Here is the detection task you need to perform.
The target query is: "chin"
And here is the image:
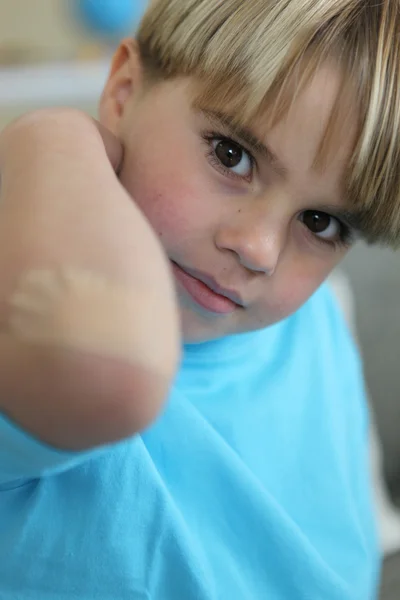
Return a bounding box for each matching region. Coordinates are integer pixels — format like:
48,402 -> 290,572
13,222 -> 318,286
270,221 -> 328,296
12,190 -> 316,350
181,320 -> 224,345
179,306 -> 232,344
179,304 -> 263,344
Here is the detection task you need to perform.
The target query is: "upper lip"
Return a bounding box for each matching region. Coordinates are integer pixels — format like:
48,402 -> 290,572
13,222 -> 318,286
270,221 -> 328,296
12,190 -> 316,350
173,262 -> 246,308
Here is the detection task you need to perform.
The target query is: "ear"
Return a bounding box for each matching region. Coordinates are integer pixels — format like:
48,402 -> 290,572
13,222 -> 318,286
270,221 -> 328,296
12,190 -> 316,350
99,39 -> 143,134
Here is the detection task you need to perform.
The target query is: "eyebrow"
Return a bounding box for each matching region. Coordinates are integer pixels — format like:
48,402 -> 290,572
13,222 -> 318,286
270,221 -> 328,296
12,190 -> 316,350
200,108 -> 288,177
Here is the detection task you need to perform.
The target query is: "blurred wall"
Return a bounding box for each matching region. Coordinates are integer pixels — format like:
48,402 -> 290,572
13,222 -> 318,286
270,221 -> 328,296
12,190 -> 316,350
343,247 -> 400,494
0,0 -> 83,57
0,0 -> 100,126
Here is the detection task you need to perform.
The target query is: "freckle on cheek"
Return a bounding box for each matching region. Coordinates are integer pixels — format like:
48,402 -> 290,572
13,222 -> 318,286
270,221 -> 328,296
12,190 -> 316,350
141,183 -> 196,239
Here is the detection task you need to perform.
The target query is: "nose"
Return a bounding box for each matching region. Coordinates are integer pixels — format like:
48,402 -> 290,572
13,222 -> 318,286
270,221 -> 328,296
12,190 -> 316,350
215,204 -> 287,276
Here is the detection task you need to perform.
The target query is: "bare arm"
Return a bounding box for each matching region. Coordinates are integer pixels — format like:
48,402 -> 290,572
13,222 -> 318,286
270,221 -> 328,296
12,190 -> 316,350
0,109 -> 180,451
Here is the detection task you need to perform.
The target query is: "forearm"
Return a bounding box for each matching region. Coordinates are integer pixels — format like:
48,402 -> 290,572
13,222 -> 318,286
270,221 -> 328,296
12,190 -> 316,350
0,109 -> 124,282
0,109 -> 180,451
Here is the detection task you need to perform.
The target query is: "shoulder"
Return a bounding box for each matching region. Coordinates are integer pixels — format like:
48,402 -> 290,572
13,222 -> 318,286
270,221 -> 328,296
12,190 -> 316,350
254,281 -> 363,390
274,284 -> 379,596
295,280 -> 361,369
274,281 -> 368,431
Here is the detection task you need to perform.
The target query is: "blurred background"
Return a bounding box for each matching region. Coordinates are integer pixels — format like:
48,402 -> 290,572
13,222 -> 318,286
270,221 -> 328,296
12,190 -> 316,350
0,0 -> 146,125
0,1 -> 398,596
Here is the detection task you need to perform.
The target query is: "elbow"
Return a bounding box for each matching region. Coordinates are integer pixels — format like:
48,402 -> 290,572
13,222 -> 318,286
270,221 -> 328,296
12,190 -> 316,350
0,339 -> 180,453
44,343 -> 180,452
3,266 -> 181,451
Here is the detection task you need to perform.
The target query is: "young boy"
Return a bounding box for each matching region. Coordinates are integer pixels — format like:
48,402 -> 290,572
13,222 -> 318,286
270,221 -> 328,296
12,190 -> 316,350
0,0 -> 399,597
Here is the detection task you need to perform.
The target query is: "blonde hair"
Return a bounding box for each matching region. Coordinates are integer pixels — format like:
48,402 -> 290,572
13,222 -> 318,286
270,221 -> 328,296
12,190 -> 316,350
138,0 -> 400,247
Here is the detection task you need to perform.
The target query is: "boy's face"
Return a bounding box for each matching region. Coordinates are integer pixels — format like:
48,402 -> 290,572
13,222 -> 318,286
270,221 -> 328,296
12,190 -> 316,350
100,42 -> 357,343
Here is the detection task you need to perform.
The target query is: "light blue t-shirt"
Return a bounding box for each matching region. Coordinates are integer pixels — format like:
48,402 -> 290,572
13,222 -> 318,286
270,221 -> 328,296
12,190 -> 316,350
0,285 -> 379,599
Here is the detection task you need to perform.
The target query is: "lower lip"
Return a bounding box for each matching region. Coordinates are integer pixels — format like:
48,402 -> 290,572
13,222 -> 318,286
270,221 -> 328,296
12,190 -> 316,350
172,263 -> 238,315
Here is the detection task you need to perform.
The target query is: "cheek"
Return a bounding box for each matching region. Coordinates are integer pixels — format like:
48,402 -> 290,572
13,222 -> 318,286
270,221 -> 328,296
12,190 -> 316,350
280,274 -> 321,314
118,147 -> 202,246
259,256 -> 338,323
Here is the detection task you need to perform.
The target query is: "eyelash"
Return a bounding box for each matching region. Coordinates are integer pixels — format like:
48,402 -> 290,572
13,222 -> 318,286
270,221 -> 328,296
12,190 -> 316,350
201,131 -> 355,250
304,219 -> 354,250
334,225 -> 354,248
201,131 -> 255,182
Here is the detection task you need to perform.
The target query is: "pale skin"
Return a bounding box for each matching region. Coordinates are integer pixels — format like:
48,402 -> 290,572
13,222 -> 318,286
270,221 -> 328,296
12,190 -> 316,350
0,41 -> 358,450
100,41 -> 358,342
0,110 -> 180,450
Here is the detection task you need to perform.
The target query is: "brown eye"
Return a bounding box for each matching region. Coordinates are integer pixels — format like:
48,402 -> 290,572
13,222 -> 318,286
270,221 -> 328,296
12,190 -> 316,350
301,210 -> 341,241
211,138 -> 253,177
215,140 -> 243,168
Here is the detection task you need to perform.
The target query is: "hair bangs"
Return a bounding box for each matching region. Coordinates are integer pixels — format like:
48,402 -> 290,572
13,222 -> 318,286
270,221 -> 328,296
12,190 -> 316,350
138,0 -> 400,246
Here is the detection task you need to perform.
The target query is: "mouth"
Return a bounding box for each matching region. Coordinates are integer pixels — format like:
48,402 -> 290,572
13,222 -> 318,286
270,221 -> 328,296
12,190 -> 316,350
171,261 -> 244,315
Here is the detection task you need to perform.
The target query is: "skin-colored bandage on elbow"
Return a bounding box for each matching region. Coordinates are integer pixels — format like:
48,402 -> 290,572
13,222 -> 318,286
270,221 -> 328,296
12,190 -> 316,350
8,268 -> 173,375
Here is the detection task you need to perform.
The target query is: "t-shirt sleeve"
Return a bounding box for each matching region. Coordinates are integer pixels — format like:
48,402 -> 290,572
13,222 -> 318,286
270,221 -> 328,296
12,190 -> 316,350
0,411 -> 105,486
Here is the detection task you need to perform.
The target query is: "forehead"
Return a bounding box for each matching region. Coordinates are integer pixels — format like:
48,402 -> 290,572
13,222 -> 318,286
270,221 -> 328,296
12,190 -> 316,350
191,61 -> 358,185
260,64 -> 357,180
